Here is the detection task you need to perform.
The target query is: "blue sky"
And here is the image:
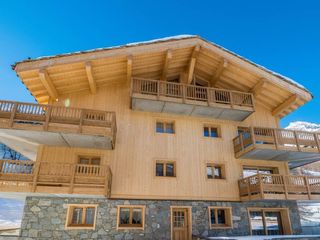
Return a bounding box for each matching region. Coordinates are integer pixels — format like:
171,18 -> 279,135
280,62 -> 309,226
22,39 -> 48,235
0,1 -> 320,127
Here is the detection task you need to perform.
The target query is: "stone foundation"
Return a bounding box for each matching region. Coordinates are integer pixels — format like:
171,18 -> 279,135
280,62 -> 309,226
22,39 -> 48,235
19,196 -> 302,239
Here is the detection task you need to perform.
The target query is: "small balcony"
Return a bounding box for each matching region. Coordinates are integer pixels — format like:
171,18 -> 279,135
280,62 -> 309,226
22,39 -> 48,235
233,127 -> 320,167
131,78 -> 255,121
0,100 -> 117,155
238,173 -> 320,201
0,159 -> 112,197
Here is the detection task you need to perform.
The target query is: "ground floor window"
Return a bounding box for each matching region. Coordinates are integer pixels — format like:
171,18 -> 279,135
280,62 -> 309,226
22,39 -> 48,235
248,208 -> 292,235
208,207 -> 232,229
117,205 -> 145,229
65,204 -> 97,229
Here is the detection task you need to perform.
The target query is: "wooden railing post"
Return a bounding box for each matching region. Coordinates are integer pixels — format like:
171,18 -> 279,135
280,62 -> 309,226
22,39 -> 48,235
258,174 -> 264,199
250,127 -> 256,146
230,92 -> 234,108
157,81 -> 160,100
283,175 -> 288,200
304,176 -> 311,200
247,179 -> 251,200
293,131 -> 301,151
273,129 -> 279,150
182,85 -> 186,103
240,134 -> 244,151
78,109 -> 84,133
206,88 -> 210,106
69,164 -> 77,194
9,103 -> 18,127
32,161 -> 41,192
44,105 -> 52,131
314,133 -> 320,153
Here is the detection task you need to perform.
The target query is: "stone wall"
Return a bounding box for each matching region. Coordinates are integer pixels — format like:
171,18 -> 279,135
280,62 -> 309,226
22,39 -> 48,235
20,196 -> 302,239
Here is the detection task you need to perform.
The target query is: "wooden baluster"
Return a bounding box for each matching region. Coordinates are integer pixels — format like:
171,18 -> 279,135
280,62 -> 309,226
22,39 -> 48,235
9,103 -> 18,127
304,176 -> 311,200
283,175 -> 288,200
32,162 -> 41,192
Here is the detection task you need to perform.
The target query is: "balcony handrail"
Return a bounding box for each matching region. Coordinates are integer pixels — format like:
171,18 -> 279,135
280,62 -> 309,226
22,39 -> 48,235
132,77 -> 254,108
0,100 -> 117,138
233,126 -> 320,155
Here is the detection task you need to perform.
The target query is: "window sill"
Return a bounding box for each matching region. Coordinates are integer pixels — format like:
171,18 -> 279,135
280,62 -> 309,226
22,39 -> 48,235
210,224 -> 232,229
65,225 -> 95,230
117,226 -> 144,230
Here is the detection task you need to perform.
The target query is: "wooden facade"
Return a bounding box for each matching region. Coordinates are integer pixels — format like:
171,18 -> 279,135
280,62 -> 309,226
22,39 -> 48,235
0,36 -> 318,202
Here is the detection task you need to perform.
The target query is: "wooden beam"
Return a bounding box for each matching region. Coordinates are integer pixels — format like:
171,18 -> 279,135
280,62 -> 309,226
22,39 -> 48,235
250,78 -> 267,97
211,59 -> 228,86
186,45 -> 200,84
38,69 -> 58,100
127,55 -> 133,83
161,49 -> 172,81
85,61 -> 97,94
272,94 -> 298,116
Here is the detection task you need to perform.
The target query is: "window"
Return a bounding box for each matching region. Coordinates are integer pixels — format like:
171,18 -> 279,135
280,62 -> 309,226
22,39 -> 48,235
206,164 -> 225,179
78,156 -> 101,165
248,209 -> 290,235
65,205 -> 97,229
156,121 -> 175,134
242,166 -> 278,178
208,207 -> 232,229
203,125 -> 221,138
117,206 -> 145,229
156,161 -> 176,177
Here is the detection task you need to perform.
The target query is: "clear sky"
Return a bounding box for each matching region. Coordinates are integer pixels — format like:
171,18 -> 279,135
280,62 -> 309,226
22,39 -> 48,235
0,0 -> 320,128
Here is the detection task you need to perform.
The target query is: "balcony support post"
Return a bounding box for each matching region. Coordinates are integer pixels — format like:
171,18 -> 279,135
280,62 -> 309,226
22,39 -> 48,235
32,161 -> 41,192
9,103 -> 18,127
78,110 -> 84,133
273,129 -> 279,150
304,176 -> 311,200
247,179 -> 251,200
314,133 -> 320,153
258,174 -> 264,199
250,127 -> 256,146
157,81 -> 160,100
69,164 -> 76,194
283,175 -> 288,200
293,131 -> 301,151
44,105 -> 52,131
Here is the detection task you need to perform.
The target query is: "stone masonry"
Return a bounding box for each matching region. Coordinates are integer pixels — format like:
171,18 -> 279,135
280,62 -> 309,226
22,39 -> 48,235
19,196 -> 302,240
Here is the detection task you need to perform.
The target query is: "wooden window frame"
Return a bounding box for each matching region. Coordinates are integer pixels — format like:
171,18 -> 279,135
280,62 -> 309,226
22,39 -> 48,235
117,205 -> 145,230
206,163 -> 226,180
155,120 -> 175,134
78,155 -> 101,165
247,207 -> 292,235
203,125 -> 221,138
208,207 -> 232,229
65,204 -> 97,230
155,160 -> 177,178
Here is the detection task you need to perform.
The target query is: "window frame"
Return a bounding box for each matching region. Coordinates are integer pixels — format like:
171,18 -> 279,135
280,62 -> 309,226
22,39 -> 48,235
203,125 -> 221,138
117,205 -> 146,230
155,160 -> 177,178
208,207 -> 233,229
155,120 -> 175,134
206,163 -> 226,180
78,155 -> 101,165
65,204 -> 97,230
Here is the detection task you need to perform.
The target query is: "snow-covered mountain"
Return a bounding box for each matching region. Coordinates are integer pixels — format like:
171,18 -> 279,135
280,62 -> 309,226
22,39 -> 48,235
286,121 -> 320,132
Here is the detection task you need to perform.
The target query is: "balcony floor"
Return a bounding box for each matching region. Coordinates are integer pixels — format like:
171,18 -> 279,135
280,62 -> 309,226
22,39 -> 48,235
132,95 -> 254,121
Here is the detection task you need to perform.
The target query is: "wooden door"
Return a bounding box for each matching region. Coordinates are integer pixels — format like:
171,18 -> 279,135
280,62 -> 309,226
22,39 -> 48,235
172,208 -> 190,240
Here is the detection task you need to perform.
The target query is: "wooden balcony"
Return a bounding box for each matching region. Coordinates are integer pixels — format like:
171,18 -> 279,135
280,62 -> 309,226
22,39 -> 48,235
233,127 -> 320,167
0,100 -> 117,155
131,78 -> 255,121
239,173 -> 320,201
0,159 -> 112,197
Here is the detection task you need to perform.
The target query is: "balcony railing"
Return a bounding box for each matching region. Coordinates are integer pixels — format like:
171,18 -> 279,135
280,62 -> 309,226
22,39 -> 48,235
0,159 -> 112,197
131,78 -> 255,121
238,173 -> 320,201
0,100 -> 117,148
132,77 -> 254,107
233,127 -> 320,162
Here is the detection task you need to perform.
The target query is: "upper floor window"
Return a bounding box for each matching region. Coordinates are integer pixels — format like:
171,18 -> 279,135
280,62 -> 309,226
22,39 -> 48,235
65,204 -> 97,229
203,125 -> 221,138
243,166 -> 278,178
208,207 -> 232,229
78,156 -> 101,165
156,121 -> 175,134
156,160 -> 176,177
117,205 -> 145,229
207,164 -> 225,179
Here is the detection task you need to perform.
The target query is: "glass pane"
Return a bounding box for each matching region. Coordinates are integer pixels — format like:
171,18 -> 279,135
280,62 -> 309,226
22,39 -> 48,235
91,158 -> 101,165
165,123 -> 174,133
166,163 -> 175,177
217,209 -> 226,224
258,168 -> 274,174
156,122 -> 164,133
71,208 -> 83,225
265,211 -> 283,235
156,163 -> 164,176
79,158 -> 89,164
214,167 -> 222,179
120,208 -> 130,225
85,207 -> 95,225
207,166 -> 213,179
210,128 -> 219,138
203,127 -> 210,137
210,209 -> 216,225
243,168 -> 258,178
132,208 -> 142,225
250,211 -> 265,235
173,210 -> 185,227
